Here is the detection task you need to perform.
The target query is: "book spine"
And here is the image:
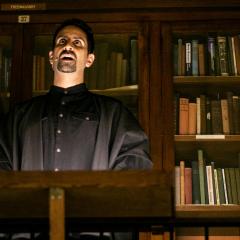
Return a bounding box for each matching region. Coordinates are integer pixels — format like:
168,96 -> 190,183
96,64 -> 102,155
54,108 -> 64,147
175,166 -> 180,205
207,36 -> 216,75
180,160 -> 185,205
206,165 -> 215,205
198,149 -> 206,204
217,36 -> 229,76
179,97 -> 189,135
191,161 -> 201,204
192,39 -> 199,76
185,41 -> 192,76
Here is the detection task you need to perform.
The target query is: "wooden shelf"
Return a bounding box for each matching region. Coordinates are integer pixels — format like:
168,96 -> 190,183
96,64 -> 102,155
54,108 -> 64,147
175,135 -> 240,142
176,205 -> 240,220
90,85 -> 138,97
174,76 -> 240,85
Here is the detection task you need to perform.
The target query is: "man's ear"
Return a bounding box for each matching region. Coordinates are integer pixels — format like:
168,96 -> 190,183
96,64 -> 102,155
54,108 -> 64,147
85,53 -> 95,68
49,51 -> 54,65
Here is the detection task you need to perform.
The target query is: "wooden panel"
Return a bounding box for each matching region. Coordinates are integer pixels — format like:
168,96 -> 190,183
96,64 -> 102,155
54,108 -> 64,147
0,170 -> 172,229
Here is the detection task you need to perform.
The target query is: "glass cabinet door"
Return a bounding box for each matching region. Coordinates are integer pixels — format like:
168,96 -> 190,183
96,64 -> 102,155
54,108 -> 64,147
24,23 -> 143,119
0,35 -> 12,114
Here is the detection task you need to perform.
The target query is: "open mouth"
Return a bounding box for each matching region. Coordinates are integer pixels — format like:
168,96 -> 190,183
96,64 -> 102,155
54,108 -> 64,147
59,51 -> 76,61
60,55 -> 75,61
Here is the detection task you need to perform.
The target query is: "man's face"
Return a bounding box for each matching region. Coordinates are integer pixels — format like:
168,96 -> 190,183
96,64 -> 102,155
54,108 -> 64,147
49,25 -> 94,74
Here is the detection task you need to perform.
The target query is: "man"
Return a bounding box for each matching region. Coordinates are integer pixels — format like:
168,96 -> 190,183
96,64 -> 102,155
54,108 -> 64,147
0,19 -> 152,239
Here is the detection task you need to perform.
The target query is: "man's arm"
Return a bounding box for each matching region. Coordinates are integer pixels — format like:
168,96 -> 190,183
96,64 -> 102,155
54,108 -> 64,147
108,104 -> 152,170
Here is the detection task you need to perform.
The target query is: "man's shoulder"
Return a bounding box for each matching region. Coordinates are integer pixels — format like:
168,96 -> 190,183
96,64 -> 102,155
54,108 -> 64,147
12,95 -> 47,114
91,92 -> 123,108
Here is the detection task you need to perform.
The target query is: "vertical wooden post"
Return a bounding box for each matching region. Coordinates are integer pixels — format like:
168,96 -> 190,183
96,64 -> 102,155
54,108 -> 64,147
49,188 -> 65,240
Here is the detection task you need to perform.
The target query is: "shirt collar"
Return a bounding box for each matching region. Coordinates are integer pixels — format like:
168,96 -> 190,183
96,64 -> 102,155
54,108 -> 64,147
49,83 -> 88,95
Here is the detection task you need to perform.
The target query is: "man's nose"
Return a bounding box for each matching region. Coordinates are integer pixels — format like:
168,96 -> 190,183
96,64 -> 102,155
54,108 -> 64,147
64,41 -> 73,50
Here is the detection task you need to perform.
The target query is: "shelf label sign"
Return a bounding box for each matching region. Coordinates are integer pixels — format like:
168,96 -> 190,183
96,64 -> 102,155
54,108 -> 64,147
1,4 -> 46,11
18,15 -> 30,23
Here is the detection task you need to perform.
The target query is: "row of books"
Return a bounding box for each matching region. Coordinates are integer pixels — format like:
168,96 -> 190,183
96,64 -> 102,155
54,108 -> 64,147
173,34 -> 240,76
175,149 -> 240,205
0,47 -> 11,91
85,38 -> 138,90
150,227 -> 240,240
175,92 -> 240,135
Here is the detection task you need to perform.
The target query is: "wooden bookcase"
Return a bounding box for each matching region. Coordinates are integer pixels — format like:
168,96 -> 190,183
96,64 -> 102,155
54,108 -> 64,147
0,0 -> 240,238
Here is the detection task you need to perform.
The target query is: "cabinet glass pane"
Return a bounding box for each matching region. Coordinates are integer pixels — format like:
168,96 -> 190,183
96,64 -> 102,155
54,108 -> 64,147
33,33 -> 139,117
172,29 -> 240,206
32,35 -> 53,93
0,36 -> 12,114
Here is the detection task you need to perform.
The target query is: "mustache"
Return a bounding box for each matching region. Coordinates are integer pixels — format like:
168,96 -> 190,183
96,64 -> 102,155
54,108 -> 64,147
59,49 -> 77,59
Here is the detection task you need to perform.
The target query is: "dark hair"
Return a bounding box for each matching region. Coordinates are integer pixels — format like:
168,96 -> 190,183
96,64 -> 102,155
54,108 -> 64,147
52,18 -> 94,53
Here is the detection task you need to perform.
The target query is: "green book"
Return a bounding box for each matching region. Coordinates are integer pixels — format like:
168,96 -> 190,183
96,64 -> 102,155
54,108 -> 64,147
217,168 -> 226,204
198,149 -> 206,204
229,168 -> 238,204
224,168 -> 233,204
235,168 -> 240,204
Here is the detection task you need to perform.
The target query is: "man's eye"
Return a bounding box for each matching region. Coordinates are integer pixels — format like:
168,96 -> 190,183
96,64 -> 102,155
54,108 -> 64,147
58,39 -> 66,45
74,40 -> 83,47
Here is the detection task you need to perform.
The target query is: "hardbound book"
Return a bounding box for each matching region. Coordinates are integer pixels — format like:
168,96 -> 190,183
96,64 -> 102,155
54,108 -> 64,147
192,160 -> 201,204
185,41 -> 192,76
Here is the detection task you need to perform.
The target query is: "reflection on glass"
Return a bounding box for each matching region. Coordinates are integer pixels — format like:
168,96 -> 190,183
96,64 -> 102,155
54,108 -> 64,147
0,36 -> 12,114
32,34 -> 139,117
86,33 -> 139,117
33,36 -> 53,93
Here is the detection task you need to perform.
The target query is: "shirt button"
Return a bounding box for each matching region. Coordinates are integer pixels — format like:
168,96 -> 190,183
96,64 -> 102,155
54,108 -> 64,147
56,148 -> 61,153
59,113 -> 63,118
64,90 -> 68,94
85,116 -> 90,121
57,129 -> 62,134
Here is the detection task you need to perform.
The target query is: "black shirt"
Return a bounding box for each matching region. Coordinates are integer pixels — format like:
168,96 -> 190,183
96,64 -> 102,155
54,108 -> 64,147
42,83 -> 99,171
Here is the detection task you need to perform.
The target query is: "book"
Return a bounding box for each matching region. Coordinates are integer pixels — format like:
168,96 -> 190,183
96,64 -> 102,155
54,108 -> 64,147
177,38 -> 183,76
198,43 -> 205,76
196,97 -> 201,135
220,99 -> 230,134
232,95 -> 240,134
184,167 -> 192,204
224,168 -> 233,204
185,41 -> 192,75
207,36 -> 216,75
192,39 -> 199,76
180,160 -> 185,205
233,35 -> 240,75
206,97 -> 212,134
222,168 -> 229,204
217,36 -> 229,76
214,168 -> 220,205
191,161 -> 201,204
188,102 -> 197,134
217,168 -> 226,204
175,166 -> 181,205
210,99 -> 223,134
200,95 -> 207,134
174,93 -> 180,134
227,36 -> 237,75
228,168 -> 238,204
226,91 -> 234,134
206,165 -> 215,205
235,168 -> 240,204
198,149 -> 206,204
179,97 -> 189,135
